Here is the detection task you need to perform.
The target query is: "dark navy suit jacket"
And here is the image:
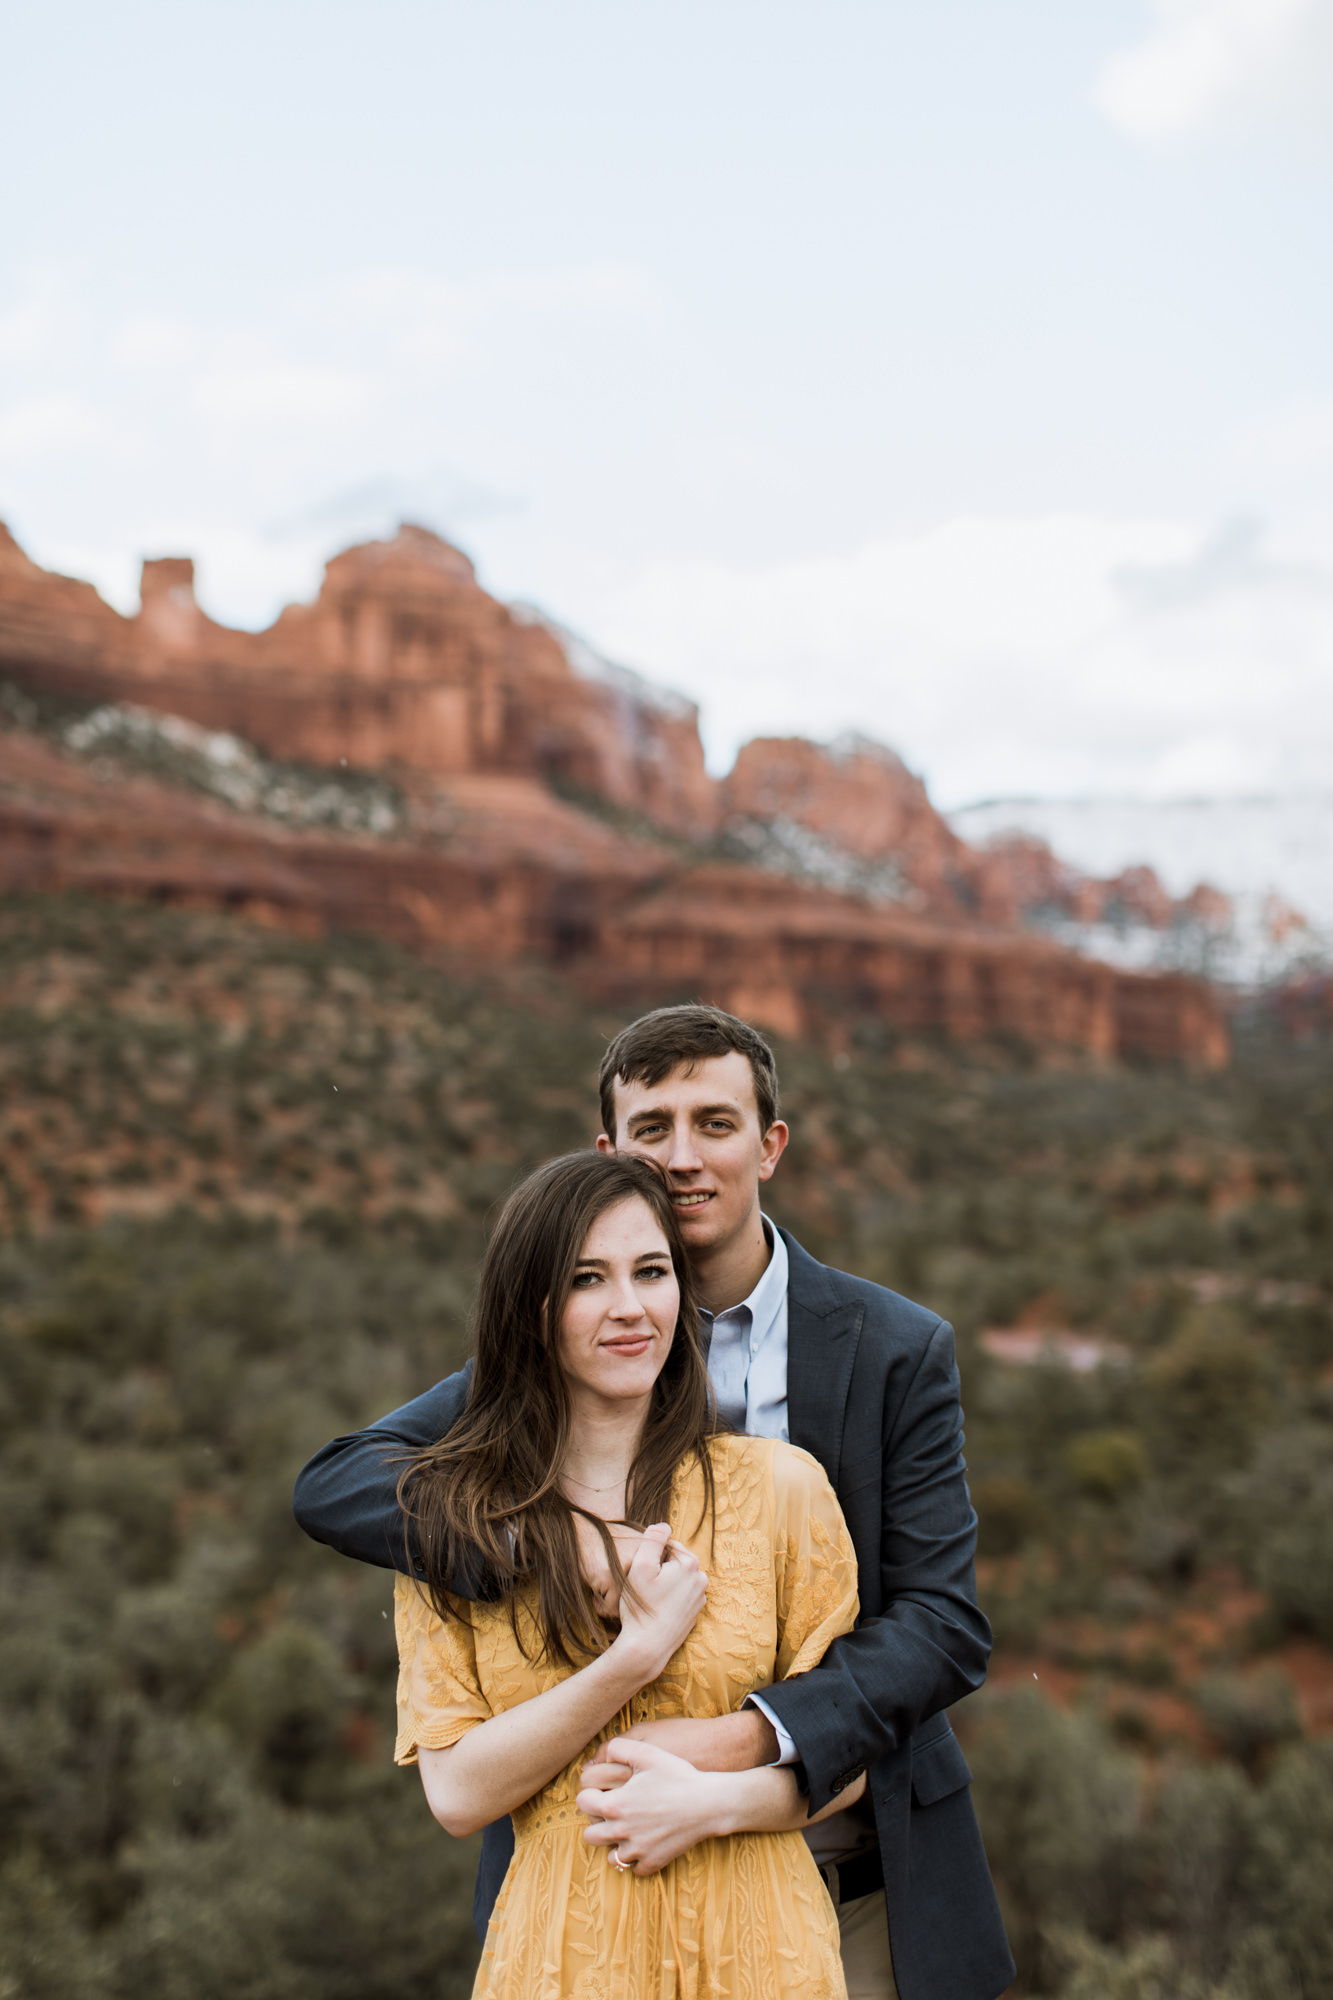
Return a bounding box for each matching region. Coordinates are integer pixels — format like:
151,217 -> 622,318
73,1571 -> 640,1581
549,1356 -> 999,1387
293,1231 -> 1015,2000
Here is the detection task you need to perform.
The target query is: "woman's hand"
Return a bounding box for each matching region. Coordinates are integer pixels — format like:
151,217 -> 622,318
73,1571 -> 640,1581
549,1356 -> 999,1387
609,1524 -> 707,1682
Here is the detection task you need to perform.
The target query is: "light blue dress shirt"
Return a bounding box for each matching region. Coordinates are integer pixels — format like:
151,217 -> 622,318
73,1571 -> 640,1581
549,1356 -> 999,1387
700,1220 -> 790,1439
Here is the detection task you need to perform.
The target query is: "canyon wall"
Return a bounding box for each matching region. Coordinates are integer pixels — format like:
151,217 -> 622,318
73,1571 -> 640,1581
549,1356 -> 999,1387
0,522 -> 1229,1065
0,523 -> 715,835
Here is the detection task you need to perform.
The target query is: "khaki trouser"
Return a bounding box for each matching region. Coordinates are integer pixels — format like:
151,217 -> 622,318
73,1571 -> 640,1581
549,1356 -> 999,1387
823,1865 -> 899,2000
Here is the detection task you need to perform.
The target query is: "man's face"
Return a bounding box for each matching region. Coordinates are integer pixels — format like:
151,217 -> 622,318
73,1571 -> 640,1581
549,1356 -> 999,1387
597,1052 -> 788,1260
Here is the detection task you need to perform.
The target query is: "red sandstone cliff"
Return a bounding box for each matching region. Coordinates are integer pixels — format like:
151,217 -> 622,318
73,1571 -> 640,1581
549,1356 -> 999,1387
0,521 -> 1229,1066
721,731 -> 1224,938
0,522 -> 714,835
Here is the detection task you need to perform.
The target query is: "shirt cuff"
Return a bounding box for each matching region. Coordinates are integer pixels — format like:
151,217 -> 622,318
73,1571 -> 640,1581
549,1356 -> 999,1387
744,1694 -> 800,1766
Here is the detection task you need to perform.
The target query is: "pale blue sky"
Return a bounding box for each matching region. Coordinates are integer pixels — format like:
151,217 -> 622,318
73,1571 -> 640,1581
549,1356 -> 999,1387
3,0 -> 1332,803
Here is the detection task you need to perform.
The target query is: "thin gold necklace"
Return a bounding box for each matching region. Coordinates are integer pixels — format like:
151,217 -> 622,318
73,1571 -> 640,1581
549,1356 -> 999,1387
561,1464 -> 631,1494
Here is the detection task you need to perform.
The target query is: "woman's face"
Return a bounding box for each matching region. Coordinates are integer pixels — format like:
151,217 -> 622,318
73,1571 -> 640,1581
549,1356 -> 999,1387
556,1196 -> 680,1416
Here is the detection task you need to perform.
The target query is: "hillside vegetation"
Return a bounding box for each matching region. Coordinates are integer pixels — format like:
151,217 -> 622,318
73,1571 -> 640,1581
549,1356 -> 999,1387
1,894 -> 1330,1998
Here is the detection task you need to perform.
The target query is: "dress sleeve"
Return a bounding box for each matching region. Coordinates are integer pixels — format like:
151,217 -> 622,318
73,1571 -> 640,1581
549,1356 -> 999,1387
771,1445 -> 860,1681
393,1573 -> 493,1766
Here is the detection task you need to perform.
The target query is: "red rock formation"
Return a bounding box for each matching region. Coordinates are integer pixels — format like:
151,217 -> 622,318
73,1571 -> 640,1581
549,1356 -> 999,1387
724,735 -> 942,869
0,728 -> 656,965
0,522 -> 715,836
724,732 -> 1230,938
0,724 -> 1228,1068
0,521 -> 1230,1066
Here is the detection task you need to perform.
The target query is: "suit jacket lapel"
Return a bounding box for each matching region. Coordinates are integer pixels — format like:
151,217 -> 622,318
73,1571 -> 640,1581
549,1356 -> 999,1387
781,1230 -> 864,1490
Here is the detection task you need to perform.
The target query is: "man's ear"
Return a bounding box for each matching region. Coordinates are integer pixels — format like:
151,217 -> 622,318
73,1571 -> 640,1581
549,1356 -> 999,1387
595,1132 -> 615,1155
757,1120 -> 789,1183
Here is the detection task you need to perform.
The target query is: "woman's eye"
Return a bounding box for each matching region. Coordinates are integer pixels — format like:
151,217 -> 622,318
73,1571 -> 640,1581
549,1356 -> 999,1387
637,1264 -> 670,1282
571,1271 -> 601,1288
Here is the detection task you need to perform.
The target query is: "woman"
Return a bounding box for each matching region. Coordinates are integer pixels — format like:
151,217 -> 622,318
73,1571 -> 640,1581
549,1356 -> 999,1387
393,1151 -> 861,2000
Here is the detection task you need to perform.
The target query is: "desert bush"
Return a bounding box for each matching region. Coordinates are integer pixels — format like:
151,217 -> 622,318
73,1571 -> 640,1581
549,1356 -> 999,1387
966,1690 -> 1142,1988
1194,1671 -> 1302,1775
1050,1932 -> 1216,2000
1226,1744 -> 1333,2000
1259,1499 -> 1333,1643
1142,1317 -> 1270,1476
974,1474 -> 1046,1556
1065,1429 -> 1149,1502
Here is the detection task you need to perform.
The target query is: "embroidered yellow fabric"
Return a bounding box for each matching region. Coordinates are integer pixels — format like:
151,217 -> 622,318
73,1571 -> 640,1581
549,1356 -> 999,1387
394,1434 -> 860,2000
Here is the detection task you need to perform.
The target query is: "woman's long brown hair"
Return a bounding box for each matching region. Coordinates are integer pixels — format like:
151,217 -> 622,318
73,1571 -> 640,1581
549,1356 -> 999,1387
397,1151 -> 717,1667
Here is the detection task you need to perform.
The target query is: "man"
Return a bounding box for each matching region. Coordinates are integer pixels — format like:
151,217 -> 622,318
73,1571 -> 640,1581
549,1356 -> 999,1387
293,1005 -> 1014,2000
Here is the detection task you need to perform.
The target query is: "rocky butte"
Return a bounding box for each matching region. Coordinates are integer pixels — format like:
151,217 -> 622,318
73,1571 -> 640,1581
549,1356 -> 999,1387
0,521 -> 1228,1066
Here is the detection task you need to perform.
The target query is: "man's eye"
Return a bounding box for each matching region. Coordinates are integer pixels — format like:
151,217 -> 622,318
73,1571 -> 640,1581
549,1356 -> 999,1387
634,1125 -> 667,1141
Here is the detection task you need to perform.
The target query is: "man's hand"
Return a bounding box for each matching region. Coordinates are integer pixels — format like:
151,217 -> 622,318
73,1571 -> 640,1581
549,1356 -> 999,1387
577,1739 -> 733,1875
616,1709 -> 780,1772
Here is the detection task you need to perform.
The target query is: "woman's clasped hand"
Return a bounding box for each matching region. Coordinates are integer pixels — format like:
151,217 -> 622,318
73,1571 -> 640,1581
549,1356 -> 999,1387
603,1523 -> 708,1682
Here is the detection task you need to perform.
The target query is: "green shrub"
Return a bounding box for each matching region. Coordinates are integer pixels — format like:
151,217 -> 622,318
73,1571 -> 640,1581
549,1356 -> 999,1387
1231,1745 -> 1333,2000
1065,1429 -> 1149,1501
973,1474 -> 1045,1556
211,1623 -> 358,1805
1143,1318 -> 1269,1474
1259,1500 -> 1333,1643
966,1690 -> 1142,1988
1194,1670 -> 1302,1774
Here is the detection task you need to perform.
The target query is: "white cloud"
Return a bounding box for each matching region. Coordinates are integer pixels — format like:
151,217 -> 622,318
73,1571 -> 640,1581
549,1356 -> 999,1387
4,256 -> 1331,809
0,394 -> 143,464
0,255 -> 680,610
113,316 -> 202,368
188,355 -> 380,430
0,295 -> 58,365
1234,397 -> 1333,478
0,269 -> 83,367
318,261 -> 671,372
1095,0 -> 1333,145
568,511 -> 1333,804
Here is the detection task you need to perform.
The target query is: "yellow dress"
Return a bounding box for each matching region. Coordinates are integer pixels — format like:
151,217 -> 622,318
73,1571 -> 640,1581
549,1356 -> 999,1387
394,1433 -> 860,2000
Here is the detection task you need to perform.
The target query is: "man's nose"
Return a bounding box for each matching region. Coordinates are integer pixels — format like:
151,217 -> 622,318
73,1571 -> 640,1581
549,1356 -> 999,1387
666,1120 -> 703,1173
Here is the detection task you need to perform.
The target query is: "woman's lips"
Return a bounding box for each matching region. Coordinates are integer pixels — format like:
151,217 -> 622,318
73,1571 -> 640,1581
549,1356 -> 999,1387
602,1336 -> 652,1356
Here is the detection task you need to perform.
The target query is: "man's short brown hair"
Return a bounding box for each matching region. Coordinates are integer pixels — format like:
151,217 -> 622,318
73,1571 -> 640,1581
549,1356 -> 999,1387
598,1004 -> 781,1141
